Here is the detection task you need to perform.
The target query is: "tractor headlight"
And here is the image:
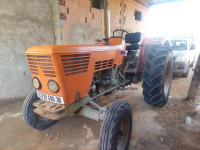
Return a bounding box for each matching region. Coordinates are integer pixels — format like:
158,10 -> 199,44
32,77 -> 41,89
48,80 -> 59,93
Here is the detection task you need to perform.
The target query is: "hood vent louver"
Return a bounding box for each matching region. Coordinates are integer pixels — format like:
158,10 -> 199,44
95,59 -> 114,71
26,55 -> 56,77
61,54 -> 90,76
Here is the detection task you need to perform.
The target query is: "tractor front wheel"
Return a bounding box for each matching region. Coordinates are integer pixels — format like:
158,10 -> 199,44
99,101 -> 132,150
22,90 -> 56,130
142,46 -> 173,107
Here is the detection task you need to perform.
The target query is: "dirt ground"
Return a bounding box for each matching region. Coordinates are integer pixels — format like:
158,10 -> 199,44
0,69 -> 200,150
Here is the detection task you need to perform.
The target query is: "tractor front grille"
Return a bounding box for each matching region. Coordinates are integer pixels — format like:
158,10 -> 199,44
60,53 -> 90,76
26,55 -> 39,75
26,55 -> 56,77
95,59 -> 114,71
37,56 -> 56,77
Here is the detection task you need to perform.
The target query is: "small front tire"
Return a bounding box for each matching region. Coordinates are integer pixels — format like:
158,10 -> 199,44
22,90 -> 56,130
99,101 -> 132,150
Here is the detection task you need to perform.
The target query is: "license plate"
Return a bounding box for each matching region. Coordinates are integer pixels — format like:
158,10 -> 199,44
175,65 -> 180,68
37,91 -> 64,104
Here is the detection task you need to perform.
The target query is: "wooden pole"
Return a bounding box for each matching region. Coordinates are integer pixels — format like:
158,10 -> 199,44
187,53 -> 200,100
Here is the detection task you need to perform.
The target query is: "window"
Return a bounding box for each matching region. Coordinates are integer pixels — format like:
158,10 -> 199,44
91,0 -> 104,9
135,10 -> 142,21
170,40 -> 187,50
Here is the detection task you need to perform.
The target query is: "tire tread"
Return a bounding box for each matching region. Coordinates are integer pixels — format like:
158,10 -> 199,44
142,46 -> 173,107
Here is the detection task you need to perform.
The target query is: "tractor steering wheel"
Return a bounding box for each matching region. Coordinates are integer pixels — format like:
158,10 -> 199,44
112,29 -> 131,42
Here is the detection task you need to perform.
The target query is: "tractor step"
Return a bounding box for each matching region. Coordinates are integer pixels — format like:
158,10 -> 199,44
33,108 -> 66,120
33,99 -> 66,113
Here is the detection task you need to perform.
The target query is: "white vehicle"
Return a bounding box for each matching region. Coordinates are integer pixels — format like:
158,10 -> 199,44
170,38 -> 196,77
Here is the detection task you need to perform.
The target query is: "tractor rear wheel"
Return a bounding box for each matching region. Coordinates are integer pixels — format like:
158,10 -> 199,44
22,90 -> 56,130
142,46 -> 173,107
99,101 -> 132,150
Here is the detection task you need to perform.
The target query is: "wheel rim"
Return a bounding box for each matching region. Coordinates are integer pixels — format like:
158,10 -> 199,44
164,60 -> 171,95
117,116 -> 130,150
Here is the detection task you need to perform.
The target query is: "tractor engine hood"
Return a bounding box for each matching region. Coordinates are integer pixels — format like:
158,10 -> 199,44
25,38 -> 125,105
26,38 -> 125,55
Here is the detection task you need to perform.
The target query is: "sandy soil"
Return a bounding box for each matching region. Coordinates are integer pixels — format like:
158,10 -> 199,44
0,69 -> 200,150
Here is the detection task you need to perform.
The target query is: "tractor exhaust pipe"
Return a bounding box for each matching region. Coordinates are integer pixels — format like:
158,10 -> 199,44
102,0 -> 110,45
102,9 -> 110,44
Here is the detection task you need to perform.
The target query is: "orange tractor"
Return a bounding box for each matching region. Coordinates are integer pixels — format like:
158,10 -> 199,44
23,9 -> 173,150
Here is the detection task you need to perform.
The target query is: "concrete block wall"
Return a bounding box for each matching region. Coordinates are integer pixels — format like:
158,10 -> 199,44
123,0 -> 148,32
58,0 -> 148,44
59,0 -> 103,44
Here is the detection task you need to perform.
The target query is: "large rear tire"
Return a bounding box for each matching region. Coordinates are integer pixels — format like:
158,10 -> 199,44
99,101 -> 132,150
22,90 -> 56,130
142,46 -> 173,107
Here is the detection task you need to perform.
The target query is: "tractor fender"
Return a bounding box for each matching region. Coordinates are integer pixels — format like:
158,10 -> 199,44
136,37 -> 171,74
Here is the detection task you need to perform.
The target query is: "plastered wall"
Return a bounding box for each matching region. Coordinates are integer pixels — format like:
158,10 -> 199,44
0,0 -> 55,104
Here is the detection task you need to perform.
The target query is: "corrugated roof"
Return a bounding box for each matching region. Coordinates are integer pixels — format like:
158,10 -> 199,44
136,0 -> 185,7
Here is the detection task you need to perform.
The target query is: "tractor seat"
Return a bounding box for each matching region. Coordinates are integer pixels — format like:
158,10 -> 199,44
126,44 -> 140,51
125,32 -> 141,51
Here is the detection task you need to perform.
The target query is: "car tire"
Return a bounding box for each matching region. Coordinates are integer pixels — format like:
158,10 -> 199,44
190,61 -> 194,67
183,64 -> 190,78
190,57 -> 195,67
142,46 -> 173,107
99,101 -> 132,150
22,90 -> 56,130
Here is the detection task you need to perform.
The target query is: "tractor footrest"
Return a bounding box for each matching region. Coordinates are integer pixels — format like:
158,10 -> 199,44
33,108 -> 66,120
33,99 -> 66,113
